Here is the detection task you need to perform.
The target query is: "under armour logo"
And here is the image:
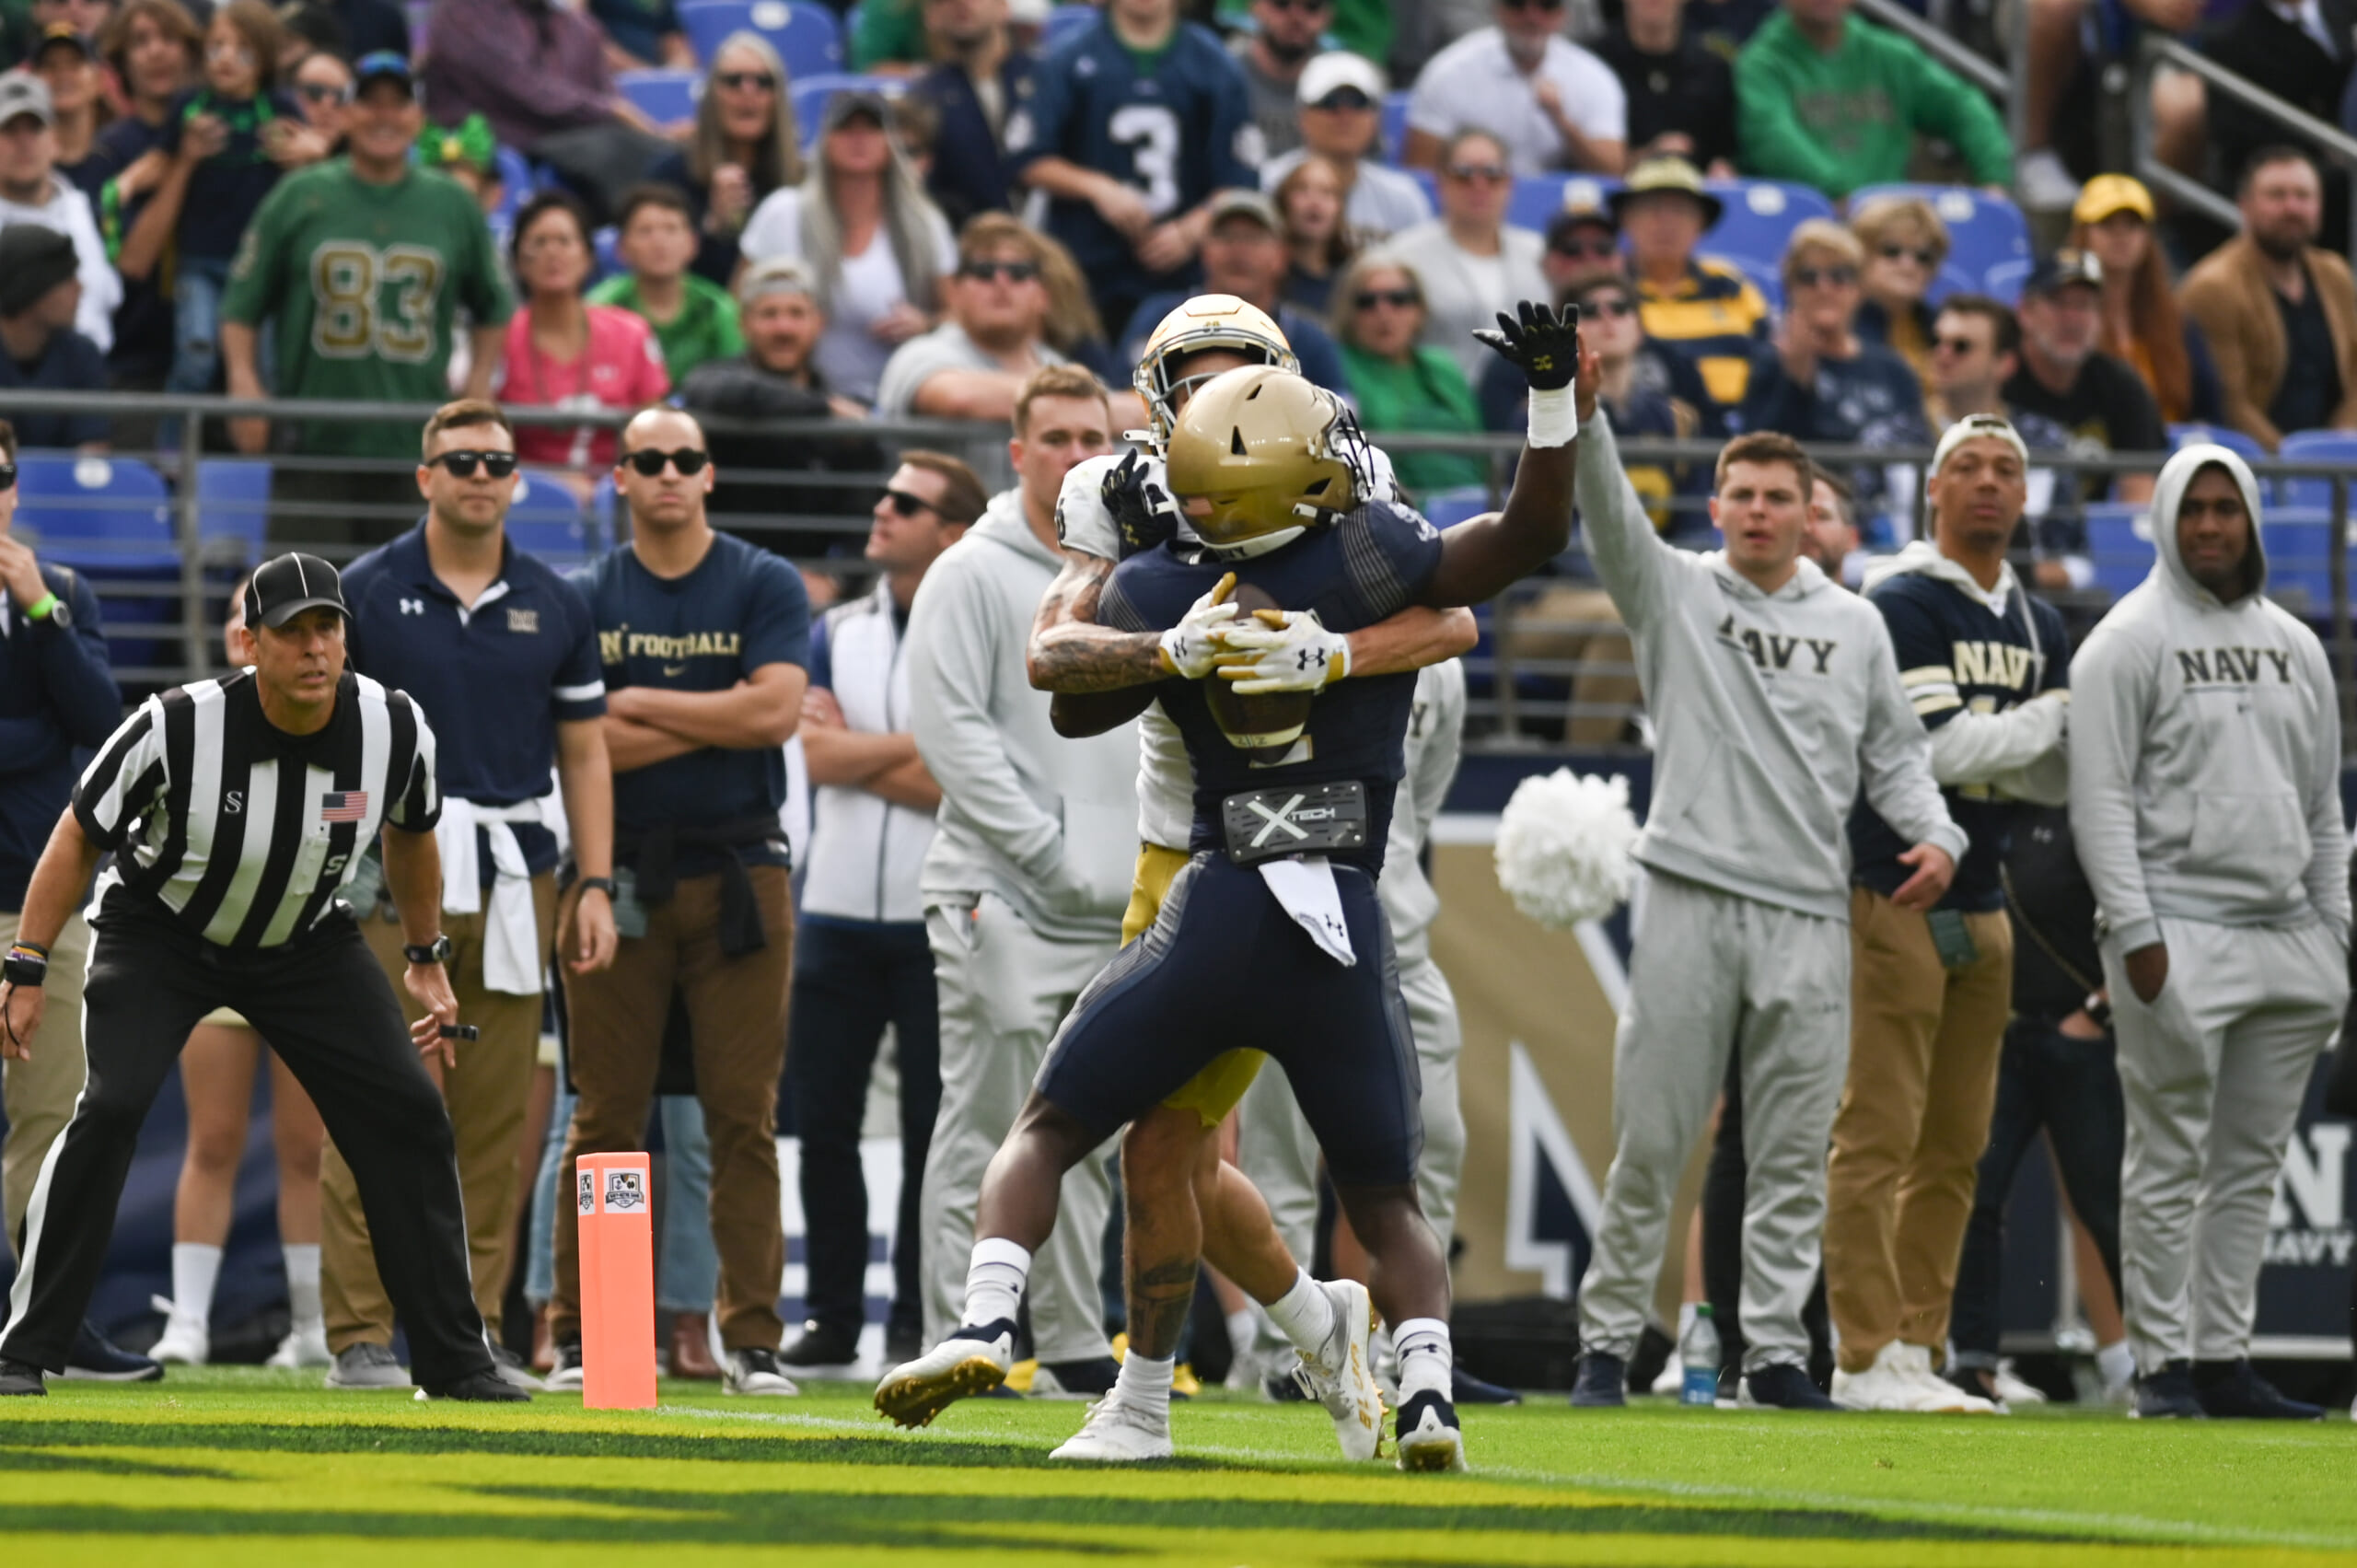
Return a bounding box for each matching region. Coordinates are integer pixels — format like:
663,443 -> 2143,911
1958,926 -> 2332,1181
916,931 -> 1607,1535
400,598 -> 424,615
1246,793 -> 1339,848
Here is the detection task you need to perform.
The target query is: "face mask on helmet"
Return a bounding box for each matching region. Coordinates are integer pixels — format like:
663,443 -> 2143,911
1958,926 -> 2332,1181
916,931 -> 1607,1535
1134,295 -> 1302,447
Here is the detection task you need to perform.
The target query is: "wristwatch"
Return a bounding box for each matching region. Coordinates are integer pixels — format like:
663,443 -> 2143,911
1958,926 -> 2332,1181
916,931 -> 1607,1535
404,935 -> 453,966
2,943 -> 47,989
577,876 -> 616,900
2084,992 -> 2113,1029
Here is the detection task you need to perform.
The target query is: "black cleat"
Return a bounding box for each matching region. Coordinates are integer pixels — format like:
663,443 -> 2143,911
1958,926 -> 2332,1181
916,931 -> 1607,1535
1394,1388 -> 1469,1471
0,1357 -> 45,1396
1743,1363 -> 1842,1410
2194,1359 -> 2322,1421
415,1369 -> 529,1402
62,1318 -> 161,1382
1569,1350 -> 1628,1408
778,1319 -> 864,1367
2131,1360 -> 2206,1420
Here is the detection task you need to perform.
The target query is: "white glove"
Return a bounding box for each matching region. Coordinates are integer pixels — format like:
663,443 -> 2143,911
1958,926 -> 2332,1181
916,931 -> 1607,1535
1157,574 -> 1239,679
1213,610 -> 1351,694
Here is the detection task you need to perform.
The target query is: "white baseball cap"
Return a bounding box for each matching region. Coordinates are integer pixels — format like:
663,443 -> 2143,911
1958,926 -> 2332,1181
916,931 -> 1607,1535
1297,52 -> 1387,107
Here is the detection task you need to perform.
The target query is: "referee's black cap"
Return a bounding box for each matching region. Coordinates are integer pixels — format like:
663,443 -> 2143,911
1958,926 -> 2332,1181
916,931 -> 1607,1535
245,552 -> 351,630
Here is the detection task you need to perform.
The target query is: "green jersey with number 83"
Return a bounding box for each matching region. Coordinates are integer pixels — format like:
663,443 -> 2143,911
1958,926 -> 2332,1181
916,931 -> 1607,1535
223,159 -> 515,459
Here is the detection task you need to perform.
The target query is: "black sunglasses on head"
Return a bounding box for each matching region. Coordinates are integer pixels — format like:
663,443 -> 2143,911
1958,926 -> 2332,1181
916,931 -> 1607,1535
0,462 -> 14,493
959,259 -> 1039,284
622,447 -> 711,476
430,449 -> 518,479
881,487 -> 939,517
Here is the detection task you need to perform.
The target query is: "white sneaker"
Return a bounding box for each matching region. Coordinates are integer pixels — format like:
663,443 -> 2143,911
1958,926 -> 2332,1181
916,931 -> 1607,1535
1048,1395 -> 1174,1461
265,1319 -> 331,1370
1832,1342 -> 1967,1412
146,1298 -> 208,1366
1290,1279 -> 1386,1461
1893,1344 -> 1998,1413
2016,147 -> 2079,212
875,1324 -> 1015,1428
723,1346 -> 800,1396
1991,1359 -> 2047,1408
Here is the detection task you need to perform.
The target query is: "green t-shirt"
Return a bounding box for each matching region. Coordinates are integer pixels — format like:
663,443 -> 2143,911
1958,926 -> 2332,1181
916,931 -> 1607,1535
851,0 -> 926,70
222,159 -> 515,459
1341,343 -> 1487,499
586,271 -> 744,383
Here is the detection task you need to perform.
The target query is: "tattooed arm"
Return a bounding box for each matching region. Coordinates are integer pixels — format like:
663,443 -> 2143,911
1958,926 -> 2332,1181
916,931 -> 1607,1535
1027,551 -> 1170,694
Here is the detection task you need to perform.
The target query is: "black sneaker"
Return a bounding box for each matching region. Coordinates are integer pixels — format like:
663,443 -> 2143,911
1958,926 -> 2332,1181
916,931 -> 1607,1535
1626,1321 -> 1675,1396
416,1369 -> 529,1402
2131,1360 -> 2206,1420
2194,1359 -> 2323,1421
1452,1366 -> 1522,1405
61,1318 -> 161,1382
0,1357 -> 44,1396
1033,1355 -> 1120,1398
543,1340 -> 585,1392
1743,1363 -> 1842,1411
1569,1350 -> 1627,1408
779,1318 -> 863,1367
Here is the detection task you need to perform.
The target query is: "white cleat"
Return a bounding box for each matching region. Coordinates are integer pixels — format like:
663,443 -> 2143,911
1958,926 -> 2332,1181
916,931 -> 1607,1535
1393,1389 -> 1469,1473
874,1322 -> 1015,1429
1291,1279 -> 1386,1461
146,1298 -> 208,1367
1832,1342 -> 1995,1412
265,1319 -> 331,1370
1048,1395 -> 1174,1461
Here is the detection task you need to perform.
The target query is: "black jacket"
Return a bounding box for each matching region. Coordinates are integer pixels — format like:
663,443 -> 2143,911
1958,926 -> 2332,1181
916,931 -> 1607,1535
0,563 -> 117,908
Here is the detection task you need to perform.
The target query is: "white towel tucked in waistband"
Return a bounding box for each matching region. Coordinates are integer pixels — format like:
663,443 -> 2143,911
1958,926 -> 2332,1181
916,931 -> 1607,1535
436,796 -> 550,996
1258,854 -> 1355,967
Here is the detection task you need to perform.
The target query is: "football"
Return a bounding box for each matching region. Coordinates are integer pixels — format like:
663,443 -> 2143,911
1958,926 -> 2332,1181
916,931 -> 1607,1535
1203,581 -> 1315,761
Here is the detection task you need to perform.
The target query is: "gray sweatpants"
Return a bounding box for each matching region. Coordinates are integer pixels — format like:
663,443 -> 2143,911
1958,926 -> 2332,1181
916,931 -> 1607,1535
2102,914 -> 2346,1374
918,893 -> 1117,1364
1236,946 -> 1468,1295
1578,871 -> 1852,1371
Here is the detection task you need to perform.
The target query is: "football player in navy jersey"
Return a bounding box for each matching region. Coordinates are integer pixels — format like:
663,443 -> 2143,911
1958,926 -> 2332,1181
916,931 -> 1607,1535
878,304 -> 1583,1472
1006,0 -> 1262,337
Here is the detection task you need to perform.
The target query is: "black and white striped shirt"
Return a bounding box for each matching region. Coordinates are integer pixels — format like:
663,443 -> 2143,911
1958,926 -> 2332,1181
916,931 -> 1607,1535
73,671 -> 439,949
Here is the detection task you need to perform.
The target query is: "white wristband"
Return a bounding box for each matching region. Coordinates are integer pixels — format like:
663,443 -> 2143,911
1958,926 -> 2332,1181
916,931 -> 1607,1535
1527,383 -> 1579,449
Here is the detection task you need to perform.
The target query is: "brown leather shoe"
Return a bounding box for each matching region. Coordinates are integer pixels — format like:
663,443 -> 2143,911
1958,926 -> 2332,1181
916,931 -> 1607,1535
668,1313 -> 723,1380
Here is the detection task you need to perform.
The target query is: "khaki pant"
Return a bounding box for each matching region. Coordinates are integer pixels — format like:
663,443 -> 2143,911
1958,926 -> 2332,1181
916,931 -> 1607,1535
1824,886 -> 2014,1372
1502,585 -> 1641,747
320,875 -> 557,1349
2,911 -> 90,1254
552,865 -> 792,1353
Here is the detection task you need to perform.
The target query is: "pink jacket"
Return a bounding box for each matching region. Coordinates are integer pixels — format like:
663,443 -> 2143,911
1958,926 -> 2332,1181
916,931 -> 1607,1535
494,304 -> 670,471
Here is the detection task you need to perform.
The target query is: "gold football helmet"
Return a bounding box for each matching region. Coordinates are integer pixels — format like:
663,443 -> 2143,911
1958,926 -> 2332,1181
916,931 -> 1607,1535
1134,294 -> 1300,445
1165,366 -> 1366,547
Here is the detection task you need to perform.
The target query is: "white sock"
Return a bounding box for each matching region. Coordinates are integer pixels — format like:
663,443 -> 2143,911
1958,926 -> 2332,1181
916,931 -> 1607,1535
1113,1346 -> 1175,1421
1224,1307 -> 1256,1363
961,1237 -> 1031,1331
2096,1340 -> 2134,1389
169,1243 -> 222,1329
284,1243 -> 322,1328
1263,1269 -> 1335,1353
1393,1317 -> 1453,1400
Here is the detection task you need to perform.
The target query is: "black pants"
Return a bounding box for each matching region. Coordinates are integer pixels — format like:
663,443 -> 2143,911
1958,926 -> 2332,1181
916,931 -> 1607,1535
1701,1047 -> 1834,1388
784,916 -> 941,1336
1950,1014 -> 2125,1366
0,908 -> 492,1385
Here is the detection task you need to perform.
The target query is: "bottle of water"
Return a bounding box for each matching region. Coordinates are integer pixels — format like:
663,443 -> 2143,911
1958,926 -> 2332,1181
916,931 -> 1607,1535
1679,1305 -> 1720,1407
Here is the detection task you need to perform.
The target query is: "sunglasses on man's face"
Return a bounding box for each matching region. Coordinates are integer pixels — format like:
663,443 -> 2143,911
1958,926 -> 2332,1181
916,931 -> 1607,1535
1792,265 -> 1859,289
0,462 -> 15,493
1446,162 -> 1508,184
1878,243 -> 1938,268
959,259 -> 1039,284
430,449 -> 518,479
1551,235 -> 1618,259
880,487 -> 941,518
1354,288 -> 1419,310
1503,0 -> 1567,12
1933,332 -> 1981,355
1583,296 -> 1635,319
715,70 -> 776,91
623,447 -> 711,477
1264,0 -> 1333,13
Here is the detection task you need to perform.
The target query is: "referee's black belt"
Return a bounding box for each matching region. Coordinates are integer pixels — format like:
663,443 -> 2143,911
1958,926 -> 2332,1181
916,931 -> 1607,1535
619,815 -> 786,956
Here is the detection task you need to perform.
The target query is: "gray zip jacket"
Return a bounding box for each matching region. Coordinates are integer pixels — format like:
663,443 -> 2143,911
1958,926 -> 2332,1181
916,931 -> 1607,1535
905,488 -> 1141,943
1578,410 -> 1966,919
2067,443 -> 2349,954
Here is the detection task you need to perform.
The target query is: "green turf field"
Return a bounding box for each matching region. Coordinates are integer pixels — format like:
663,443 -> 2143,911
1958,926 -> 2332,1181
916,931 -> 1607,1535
5,1369 -> 2356,1565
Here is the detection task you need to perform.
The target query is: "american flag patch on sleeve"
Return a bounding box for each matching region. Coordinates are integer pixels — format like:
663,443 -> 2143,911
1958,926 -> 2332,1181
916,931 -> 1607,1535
319,791 -> 370,822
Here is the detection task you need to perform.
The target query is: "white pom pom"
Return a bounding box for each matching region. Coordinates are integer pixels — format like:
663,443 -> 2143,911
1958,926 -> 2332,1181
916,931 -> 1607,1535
1494,770 -> 1641,930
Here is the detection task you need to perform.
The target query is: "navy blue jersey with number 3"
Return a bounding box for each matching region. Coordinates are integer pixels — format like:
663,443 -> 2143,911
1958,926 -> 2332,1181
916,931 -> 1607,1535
1005,15 -> 1260,300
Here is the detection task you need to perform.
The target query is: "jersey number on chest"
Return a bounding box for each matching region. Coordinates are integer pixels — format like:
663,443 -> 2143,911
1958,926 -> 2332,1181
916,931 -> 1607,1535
1108,104 -> 1181,218
311,242 -> 444,364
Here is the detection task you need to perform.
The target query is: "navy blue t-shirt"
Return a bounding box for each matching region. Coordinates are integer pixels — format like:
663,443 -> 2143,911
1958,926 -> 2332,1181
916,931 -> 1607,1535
160,87 -> 303,261
0,328 -> 109,448
1099,498 -> 1446,874
1848,571 -> 2071,913
575,530 -> 810,869
343,524 -> 606,877
1736,339 -> 1930,521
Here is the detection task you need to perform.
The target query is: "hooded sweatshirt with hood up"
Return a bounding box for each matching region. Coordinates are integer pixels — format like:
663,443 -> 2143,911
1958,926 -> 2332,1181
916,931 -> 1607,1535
1577,409 -> 1966,921
2068,444 -> 2349,956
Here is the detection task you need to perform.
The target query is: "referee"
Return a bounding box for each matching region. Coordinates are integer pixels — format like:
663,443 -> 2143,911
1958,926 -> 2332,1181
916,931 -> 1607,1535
0,554 -> 517,1401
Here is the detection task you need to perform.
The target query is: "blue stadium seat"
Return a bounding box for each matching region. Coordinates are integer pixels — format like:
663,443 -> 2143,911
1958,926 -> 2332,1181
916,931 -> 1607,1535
591,474 -> 621,550
2260,505 -> 2334,616
792,73 -> 895,144
617,68 -> 701,127
194,459 -> 272,567
680,0 -> 844,77
1046,3 -> 1101,52
1926,263 -> 1979,308
1699,180 -> 1835,273
2168,422 -> 2269,465
592,225 -> 622,284
1406,165 -> 1437,213
1719,251 -> 1784,316
508,472 -> 594,566
1506,174 -> 1621,234
1850,183 -> 2031,304
1380,89 -> 1411,165
2274,428 -> 2357,510
14,454 -> 176,570
1421,487 -> 1493,530
2081,501 -> 2152,600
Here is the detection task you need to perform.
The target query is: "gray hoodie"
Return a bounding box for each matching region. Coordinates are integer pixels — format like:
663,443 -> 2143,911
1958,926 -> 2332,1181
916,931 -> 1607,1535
2067,444 -> 2349,954
1577,410 -> 1967,920
905,487 -> 1142,944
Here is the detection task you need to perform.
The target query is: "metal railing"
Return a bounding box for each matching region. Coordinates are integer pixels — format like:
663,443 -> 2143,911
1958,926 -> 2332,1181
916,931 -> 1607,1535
2131,36 -> 2357,256
9,390 -> 2357,753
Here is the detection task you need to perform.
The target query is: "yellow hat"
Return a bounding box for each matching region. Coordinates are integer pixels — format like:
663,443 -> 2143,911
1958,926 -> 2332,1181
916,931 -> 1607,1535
2073,173 -> 2155,226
